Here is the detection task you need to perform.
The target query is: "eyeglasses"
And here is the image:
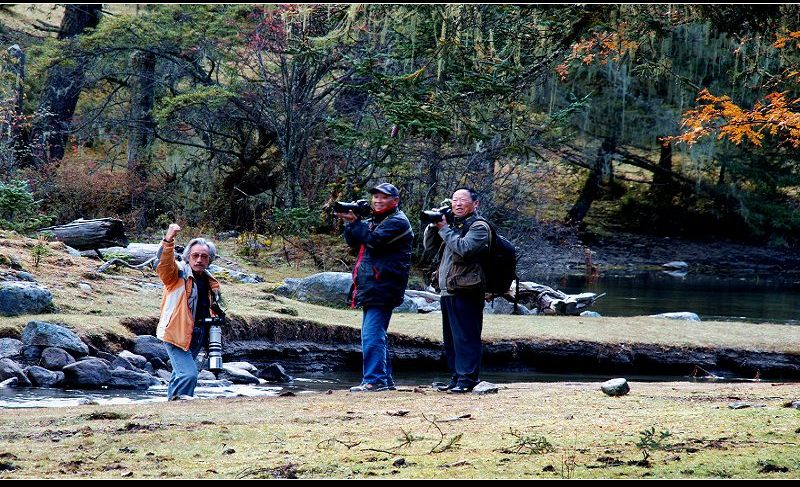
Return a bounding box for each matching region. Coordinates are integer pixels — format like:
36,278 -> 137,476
190,253 -> 211,260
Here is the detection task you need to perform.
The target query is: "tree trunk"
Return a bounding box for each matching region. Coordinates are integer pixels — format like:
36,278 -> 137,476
650,137 -> 675,199
30,5 -> 102,166
127,49 -> 157,233
4,44 -> 26,171
566,137 -> 616,225
39,218 -> 129,251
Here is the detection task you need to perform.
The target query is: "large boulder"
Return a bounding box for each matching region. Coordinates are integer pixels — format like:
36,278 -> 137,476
62,358 -> 112,388
40,347 -> 76,371
218,365 -> 260,385
25,366 -> 64,388
118,350 -> 149,369
0,338 -> 23,360
133,335 -> 170,363
258,363 -> 293,383
601,378 -> 630,397
0,358 -> 32,386
392,296 -> 418,313
274,272 -> 353,306
108,368 -> 158,390
21,321 -> 89,357
0,282 -> 53,316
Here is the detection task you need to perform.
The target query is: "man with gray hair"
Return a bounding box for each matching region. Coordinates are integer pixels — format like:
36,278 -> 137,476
156,223 -> 222,400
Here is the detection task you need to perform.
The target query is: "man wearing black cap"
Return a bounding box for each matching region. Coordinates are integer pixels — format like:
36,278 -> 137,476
334,182 -> 413,392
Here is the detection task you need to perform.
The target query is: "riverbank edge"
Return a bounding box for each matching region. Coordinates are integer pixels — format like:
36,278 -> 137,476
118,315 -> 800,381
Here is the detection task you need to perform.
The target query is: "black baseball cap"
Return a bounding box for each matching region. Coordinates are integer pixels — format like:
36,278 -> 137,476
368,182 -> 400,198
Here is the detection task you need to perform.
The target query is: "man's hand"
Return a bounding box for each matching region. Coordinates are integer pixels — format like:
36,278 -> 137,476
334,210 -> 358,223
433,213 -> 448,230
164,223 -> 181,242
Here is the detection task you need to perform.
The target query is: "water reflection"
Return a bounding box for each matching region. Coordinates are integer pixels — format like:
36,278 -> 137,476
535,271 -> 800,324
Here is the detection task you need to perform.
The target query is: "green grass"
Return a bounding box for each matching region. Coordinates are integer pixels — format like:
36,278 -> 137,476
1,381 -> 798,478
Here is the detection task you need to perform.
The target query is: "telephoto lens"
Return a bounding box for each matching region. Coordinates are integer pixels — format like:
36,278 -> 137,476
207,324 -> 223,371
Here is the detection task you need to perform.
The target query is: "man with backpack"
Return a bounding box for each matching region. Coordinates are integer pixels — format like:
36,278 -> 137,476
423,187 -> 491,393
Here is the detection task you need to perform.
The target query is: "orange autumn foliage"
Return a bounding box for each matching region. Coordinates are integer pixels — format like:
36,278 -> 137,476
674,30 -> 800,148
672,90 -> 800,148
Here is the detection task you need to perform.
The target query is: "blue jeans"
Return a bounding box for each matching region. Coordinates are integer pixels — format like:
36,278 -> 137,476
164,325 -> 206,399
441,294 -> 484,388
361,306 -> 394,387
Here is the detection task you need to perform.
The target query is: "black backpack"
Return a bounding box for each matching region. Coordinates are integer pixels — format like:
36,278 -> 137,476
470,217 -> 518,297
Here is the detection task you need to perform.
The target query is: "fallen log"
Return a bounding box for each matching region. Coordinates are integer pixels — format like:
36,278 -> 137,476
38,218 -> 129,251
80,242 -> 184,265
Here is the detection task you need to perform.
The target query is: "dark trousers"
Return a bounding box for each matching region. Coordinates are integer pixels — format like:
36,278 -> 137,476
441,293 -> 484,387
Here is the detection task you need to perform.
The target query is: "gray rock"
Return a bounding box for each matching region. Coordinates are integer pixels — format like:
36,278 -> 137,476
1,377 -> 19,388
218,365 -> 260,385
393,296 -> 419,313
198,369 -> 216,380
118,350 -> 148,369
648,312 -> 701,321
21,345 -> 43,363
224,361 -> 258,373
21,321 -> 89,356
580,311 -> 602,318
197,379 -> 234,388
133,335 -> 170,363
274,272 -> 352,306
108,368 -> 158,390
790,400 -> 800,410
15,271 -> 36,282
111,356 -> 137,371
0,338 -> 23,360
150,357 -> 169,371
601,378 -> 630,397
258,363 -> 293,383
0,282 -> 53,316
0,357 -> 32,386
64,245 -> 83,257
40,347 -> 76,370
472,381 -> 499,395
484,298 -> 531,315
78,282 -> 93,293
94,350 -> 117,363
407,296 -> 441,313
727,402 -> 765,409
155,369 -> 172,381
62,358 -> 112,388
207,265 -> 263,284
25,366 -> 64,387
662,261 -> 689,270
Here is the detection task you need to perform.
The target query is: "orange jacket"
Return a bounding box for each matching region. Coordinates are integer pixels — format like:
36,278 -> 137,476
156,241 -> 221,351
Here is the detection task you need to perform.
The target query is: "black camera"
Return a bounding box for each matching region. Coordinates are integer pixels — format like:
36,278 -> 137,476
420,206 -> 454,225
333,199 -> 371,218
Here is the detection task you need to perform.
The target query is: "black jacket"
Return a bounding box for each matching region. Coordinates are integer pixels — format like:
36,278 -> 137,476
344,208 -> 413,308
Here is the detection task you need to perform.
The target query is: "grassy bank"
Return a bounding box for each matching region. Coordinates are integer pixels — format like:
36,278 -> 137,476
1,381 -> 799,478
2,230 -> 799,356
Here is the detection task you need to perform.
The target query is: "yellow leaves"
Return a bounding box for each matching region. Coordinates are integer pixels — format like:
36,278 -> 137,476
773,30 -> 800,49
557,25 -> 640,80
672,89 -> 800,149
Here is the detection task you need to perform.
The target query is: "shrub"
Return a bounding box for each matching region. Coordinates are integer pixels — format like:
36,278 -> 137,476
0,179 -> 53,232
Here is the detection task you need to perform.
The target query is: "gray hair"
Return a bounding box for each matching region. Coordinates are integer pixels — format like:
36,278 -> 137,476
182,238 -> 217,263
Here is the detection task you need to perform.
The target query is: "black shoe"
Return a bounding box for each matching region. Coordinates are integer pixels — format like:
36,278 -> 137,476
434,380 -> 458,392
447,383 -> 475,394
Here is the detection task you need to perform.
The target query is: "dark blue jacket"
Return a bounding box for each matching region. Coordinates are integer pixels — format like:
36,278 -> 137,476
344,208 -> 413,308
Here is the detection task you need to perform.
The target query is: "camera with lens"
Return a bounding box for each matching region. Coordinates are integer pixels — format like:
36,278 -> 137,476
198,302 -> 226,371
333,199 -> 371,218
420,206 -> 454,225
